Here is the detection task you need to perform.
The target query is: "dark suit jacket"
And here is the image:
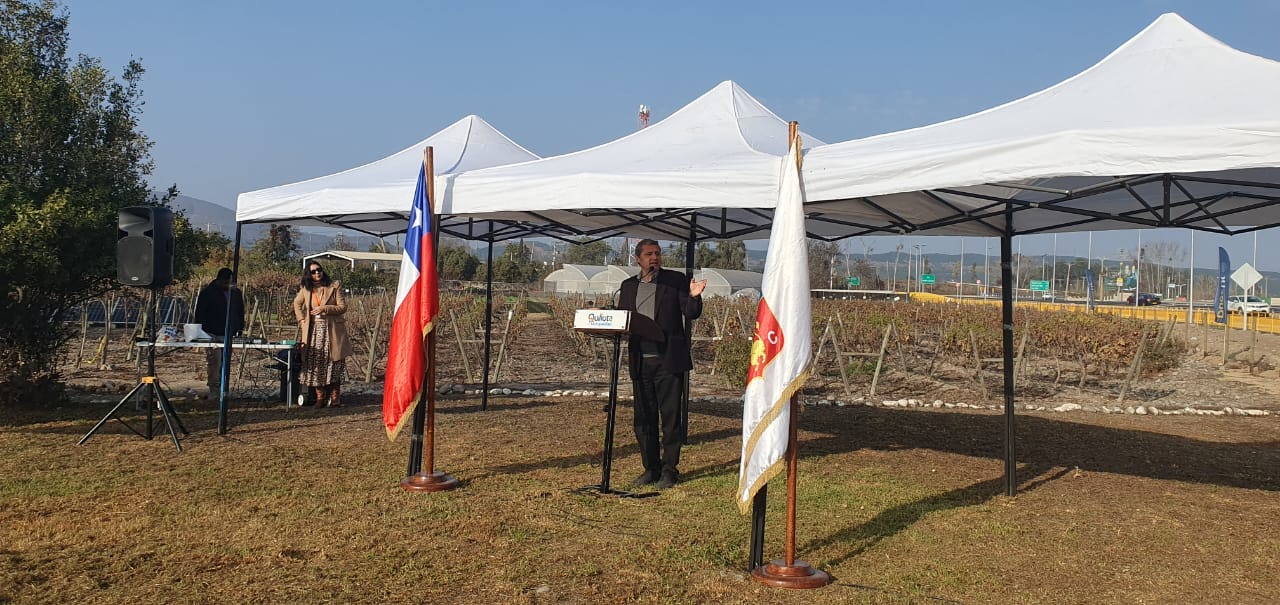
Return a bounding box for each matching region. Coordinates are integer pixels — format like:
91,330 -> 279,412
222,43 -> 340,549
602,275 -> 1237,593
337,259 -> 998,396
194,282 -> 245,337
617,268 -> 703,379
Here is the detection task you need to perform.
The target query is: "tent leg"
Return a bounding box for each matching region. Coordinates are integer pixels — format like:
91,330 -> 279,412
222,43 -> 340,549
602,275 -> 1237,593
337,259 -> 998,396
218,223 -> 243,435
481,229 -> 494,411
683,221 -> 696,438
1000,231 -> 1016,496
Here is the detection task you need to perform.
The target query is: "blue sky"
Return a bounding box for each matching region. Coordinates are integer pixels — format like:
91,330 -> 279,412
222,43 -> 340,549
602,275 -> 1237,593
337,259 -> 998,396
60,0 -> 1280,270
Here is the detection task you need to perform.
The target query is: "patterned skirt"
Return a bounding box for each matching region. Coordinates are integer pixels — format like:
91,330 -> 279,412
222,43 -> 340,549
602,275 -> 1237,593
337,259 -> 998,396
301,316 -> 345,387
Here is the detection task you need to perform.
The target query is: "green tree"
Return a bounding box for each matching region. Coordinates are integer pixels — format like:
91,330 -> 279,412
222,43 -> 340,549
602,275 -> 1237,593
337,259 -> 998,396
438,244 -> 479,280
489,243 -> 539,283
694,242 -> 716,268
265,224 -> 300,264
328,266 -> 391,291
663,242 -> 687,267
0,1 -> 181,393
243,224 -> 300,273
709,240 -> 747,270
172,214 -> 233,281
807,240 -> 841,288
852,258 -> 884,289
563,237 -> 610,265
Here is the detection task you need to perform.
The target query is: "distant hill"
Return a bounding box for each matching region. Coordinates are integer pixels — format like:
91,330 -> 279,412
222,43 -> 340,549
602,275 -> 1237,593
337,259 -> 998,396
167,194 -> 392,253
169,194 -> 268,243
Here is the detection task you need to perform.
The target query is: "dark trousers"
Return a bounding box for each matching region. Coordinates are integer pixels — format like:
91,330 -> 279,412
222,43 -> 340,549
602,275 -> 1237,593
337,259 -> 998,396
632,356 -> 687,475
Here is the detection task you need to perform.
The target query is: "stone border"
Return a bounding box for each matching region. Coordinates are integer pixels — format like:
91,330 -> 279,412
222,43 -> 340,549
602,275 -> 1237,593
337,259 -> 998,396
69,382 -> 1276,417
435,384 -> 1274,418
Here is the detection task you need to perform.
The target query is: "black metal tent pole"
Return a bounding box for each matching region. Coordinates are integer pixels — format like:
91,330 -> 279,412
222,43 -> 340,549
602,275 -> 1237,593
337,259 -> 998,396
683,217 -> 696,453
1000,222 -> 1017,496
749,486 -> 768,569
481,223 -> 495,411
218,222 -> 244,435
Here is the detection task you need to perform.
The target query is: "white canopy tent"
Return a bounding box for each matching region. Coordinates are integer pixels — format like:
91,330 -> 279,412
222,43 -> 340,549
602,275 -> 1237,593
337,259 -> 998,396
796,12 -> 1280,496
220,114 -> 541,431
802,13 -> 1280,239
235,114 -> 541,237
223,14 -> 1280,484
436,80 -> 825,242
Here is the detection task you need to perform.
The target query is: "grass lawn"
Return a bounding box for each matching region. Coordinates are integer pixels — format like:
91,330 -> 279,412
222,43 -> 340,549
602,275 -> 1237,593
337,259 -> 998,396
2,392 -> 1278,604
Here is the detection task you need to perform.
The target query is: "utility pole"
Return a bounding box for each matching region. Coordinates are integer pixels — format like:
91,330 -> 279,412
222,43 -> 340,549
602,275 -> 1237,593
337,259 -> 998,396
625,104 -> 652,267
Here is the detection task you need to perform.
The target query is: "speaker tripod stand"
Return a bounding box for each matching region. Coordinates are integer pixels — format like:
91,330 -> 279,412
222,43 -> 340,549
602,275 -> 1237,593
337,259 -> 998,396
78,292 -> 188,452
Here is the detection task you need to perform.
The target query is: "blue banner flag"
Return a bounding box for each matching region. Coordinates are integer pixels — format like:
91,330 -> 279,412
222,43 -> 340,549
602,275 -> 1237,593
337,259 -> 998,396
1213,247 -> 1230,324
1085,269 -> 1095,312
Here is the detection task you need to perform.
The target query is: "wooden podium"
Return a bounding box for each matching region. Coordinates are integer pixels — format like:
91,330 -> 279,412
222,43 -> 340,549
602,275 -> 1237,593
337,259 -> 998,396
572,310 -> 649,497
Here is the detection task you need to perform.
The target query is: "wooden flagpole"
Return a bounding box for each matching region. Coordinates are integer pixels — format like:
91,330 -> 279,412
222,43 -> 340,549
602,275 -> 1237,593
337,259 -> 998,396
751,123 -> 830,589
402,146 -> 458,493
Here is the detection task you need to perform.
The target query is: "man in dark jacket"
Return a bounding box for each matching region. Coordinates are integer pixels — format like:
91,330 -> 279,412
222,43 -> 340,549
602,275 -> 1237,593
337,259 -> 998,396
193,268 -> 245,396
616,239 -> 705,489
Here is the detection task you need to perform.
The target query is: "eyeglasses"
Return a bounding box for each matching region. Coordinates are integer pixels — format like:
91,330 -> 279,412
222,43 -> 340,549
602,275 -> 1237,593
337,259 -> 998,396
309,269 -> 324,274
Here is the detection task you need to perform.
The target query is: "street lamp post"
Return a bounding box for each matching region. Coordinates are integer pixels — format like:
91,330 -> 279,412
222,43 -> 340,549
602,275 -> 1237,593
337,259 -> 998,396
1119,248 -> 1126,303
912,244 -> 926,292
1051,233 -> 1058,301
984,239 -> 990,297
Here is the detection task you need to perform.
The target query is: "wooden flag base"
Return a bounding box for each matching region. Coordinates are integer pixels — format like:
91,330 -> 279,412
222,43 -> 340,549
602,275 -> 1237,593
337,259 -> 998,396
751,560 -> 831,589
400,471 -> 459,493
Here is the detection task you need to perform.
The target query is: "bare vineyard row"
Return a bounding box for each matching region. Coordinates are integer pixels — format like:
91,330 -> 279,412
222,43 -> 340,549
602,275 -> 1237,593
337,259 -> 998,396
63,286 -> 533,387
64,288 -> 1191,401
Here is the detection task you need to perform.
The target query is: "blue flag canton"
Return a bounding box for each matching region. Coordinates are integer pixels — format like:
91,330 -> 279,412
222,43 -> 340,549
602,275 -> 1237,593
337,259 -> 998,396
405,165 -> 432,269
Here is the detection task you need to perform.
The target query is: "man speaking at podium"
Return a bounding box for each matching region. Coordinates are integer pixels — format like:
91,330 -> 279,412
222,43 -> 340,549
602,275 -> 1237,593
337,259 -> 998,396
617,239 -> 706,490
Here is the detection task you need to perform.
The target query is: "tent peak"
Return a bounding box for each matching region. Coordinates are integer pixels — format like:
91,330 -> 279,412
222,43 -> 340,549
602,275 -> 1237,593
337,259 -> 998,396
1115,11 -> 1231,55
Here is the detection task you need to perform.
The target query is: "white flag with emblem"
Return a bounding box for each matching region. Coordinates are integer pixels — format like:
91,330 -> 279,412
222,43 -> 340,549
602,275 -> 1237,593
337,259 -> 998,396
736,131 -> 811,514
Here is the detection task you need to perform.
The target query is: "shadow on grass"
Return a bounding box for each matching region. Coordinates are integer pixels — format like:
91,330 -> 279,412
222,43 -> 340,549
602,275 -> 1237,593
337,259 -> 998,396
808,464 -> 1066,568
476,426 -> 742,480
16,391 -> 1280,494
11,395 -> 557,438
694,400 -> 1280,492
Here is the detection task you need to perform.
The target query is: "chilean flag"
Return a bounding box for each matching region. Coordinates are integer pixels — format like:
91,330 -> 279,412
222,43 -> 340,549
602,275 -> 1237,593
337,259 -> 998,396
383,164 -> 439,441
736,132 -> 811,514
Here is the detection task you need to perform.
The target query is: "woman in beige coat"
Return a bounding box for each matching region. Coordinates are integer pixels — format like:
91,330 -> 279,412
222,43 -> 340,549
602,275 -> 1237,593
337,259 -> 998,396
293,262 -> 353,406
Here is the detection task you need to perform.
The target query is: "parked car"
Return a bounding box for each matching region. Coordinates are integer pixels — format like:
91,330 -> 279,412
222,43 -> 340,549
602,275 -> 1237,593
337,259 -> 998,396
1125,292 -> 1161,306
1226,295 -> 1271,315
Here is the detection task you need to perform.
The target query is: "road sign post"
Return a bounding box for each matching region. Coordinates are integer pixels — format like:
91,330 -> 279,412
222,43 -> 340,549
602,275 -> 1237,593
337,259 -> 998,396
1231,263 -> 1264,329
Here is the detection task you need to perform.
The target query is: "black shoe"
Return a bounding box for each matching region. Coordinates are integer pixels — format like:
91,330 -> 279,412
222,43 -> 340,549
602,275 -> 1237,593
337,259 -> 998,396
656,470 -> 679,490
629,470 -> 660,487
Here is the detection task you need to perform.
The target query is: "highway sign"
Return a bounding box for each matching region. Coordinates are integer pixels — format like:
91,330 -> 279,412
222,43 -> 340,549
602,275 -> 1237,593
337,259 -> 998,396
920,274 -> 935,285
847,276 -> 860,287
1232,263 -> 1263,291
1030,280 -> 1049,291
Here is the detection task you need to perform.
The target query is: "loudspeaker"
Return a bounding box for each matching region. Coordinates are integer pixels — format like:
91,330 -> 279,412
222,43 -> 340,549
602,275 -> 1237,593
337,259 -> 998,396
116,206 -> 174,287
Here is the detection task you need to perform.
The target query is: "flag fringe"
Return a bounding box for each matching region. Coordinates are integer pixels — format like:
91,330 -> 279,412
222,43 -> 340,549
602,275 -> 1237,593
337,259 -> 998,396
736,367 -> 810,515
385,388 -> 423,442
384,323 -> 435,442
